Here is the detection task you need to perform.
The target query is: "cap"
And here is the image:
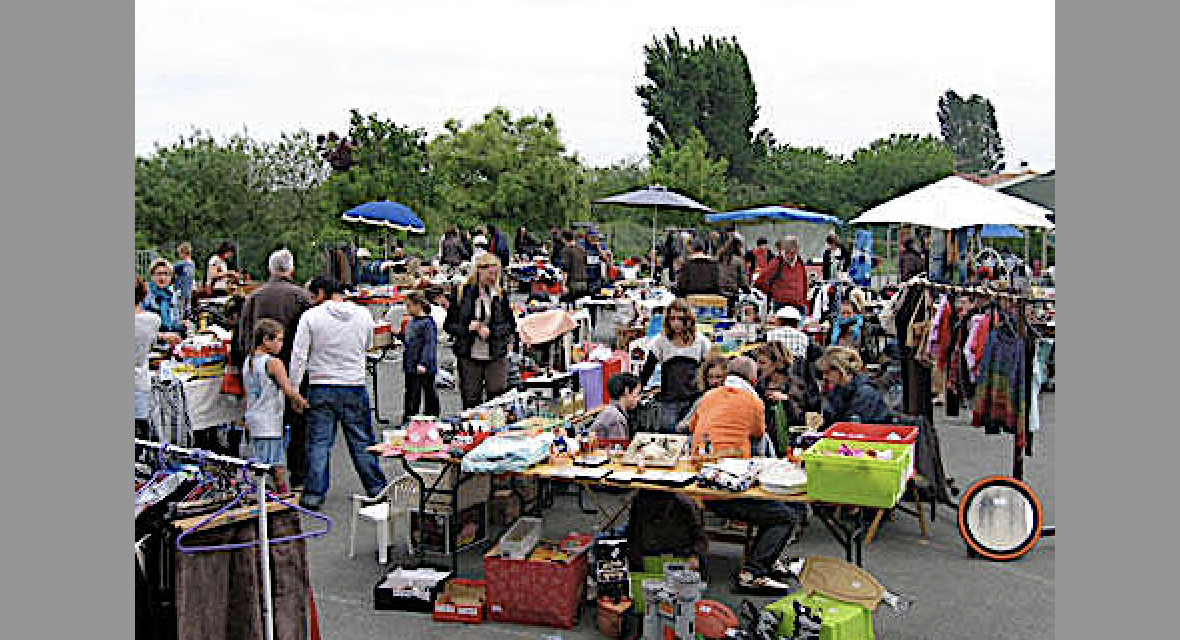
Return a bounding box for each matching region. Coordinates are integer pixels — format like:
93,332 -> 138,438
356,248 -> 372,258
473,235 -> 488,246
775,306 -> 802,321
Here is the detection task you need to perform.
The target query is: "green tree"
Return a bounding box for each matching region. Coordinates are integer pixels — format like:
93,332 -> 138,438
637,30 -> 761,181
937,89 -> 1005,173
427,107 -> 587,231
136,128 -> 336,281
748,144 -> 851,216
647,128 -> 730,220
845,134 -> 956,212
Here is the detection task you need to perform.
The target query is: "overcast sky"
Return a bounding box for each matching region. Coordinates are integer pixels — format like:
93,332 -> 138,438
136,0 -> 1055,170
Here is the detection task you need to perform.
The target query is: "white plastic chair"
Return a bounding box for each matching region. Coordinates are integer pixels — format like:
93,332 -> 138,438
348,473 -> 417,564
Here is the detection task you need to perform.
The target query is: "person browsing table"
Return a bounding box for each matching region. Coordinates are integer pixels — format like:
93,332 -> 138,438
686,356 -> 805,592
443,253 -> 517,409
639,298 -> 712,433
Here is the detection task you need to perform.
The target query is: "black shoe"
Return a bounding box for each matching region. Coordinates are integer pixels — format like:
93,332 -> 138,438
299,495 -> 324,511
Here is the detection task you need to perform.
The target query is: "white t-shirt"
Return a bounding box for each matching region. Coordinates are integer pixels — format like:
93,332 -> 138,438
207,254 -> 230,289
135,311 -> 161,394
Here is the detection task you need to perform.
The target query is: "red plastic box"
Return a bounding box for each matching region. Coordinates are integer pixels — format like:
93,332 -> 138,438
821,422 -> 918,445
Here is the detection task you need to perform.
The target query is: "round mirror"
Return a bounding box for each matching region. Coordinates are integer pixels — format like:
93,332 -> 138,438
957,475 -> 1043,561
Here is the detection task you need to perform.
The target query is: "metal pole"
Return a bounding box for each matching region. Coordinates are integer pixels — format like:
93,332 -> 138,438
257,470 -> 275,640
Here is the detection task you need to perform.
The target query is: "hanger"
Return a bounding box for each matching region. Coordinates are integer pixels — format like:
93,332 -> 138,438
175,464 -> 331,553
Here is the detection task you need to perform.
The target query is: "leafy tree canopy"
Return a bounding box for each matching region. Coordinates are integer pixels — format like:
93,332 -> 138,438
427,106 -> 587,231
637,29 -> 760,181
937,89 -> 1005,173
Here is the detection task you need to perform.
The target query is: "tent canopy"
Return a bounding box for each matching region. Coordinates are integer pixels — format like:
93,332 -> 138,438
849,176 -> 1055,230
706,205 -> 841,226
978,224 -> 1023,238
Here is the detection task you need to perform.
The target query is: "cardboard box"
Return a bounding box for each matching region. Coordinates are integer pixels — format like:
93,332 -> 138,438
408,503 -> 488,555
432,579 -> 487,624
373,567 -> 451,612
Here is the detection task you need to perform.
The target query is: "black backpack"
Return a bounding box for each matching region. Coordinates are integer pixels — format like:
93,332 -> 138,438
625,490 -> 707,568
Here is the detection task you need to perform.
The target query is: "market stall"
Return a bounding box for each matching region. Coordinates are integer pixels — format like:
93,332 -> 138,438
705,205 -> 842,273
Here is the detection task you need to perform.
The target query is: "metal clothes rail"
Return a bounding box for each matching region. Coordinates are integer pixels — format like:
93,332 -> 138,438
135,439 -> 278,640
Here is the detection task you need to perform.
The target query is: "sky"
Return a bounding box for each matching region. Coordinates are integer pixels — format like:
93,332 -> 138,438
136,0 -> 1055,171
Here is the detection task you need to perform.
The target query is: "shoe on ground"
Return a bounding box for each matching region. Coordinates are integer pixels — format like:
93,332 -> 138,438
299,495 -> 324,510
735,570 -> 795,594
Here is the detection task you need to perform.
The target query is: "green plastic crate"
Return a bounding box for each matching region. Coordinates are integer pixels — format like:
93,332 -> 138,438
766,592 -> 875,640
641,555 -> 693,574
628,572 -> 661,611
802,439 -> 913,508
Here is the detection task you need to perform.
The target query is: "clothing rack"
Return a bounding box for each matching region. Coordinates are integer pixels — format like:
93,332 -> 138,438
135,439 -> 279,640
907,279 -> 1036,479
906,280 -> 1056,541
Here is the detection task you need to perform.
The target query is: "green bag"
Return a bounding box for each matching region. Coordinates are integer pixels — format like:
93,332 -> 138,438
765,592 -> 875,640
772,402 -> 792,455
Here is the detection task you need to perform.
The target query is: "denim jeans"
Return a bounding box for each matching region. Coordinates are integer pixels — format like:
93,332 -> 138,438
705,498 -> 806,577
303,385 -> 387,501
657,399 -> 695,434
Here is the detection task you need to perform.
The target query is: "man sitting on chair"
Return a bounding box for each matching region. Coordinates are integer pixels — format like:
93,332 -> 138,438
687,356 -> 806,592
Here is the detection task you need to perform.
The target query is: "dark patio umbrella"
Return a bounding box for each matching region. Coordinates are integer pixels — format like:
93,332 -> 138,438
594,185 -> 714,256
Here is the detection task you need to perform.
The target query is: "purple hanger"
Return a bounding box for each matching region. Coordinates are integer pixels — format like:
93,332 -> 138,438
175,463 -> 332,554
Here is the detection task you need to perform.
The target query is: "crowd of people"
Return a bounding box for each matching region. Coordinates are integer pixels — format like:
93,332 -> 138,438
135,227 -> 889,544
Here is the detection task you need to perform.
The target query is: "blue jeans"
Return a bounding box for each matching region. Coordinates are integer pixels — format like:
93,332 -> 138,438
705,498 -> 806,577
303,385 -> 387,501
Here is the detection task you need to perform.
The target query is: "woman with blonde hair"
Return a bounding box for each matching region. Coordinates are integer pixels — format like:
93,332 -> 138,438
816,346 -> 893,427
639,298 -> 712,433
443,253 -> 518,408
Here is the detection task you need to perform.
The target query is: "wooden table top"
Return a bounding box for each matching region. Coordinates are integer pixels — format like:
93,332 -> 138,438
519,460 -> 811,503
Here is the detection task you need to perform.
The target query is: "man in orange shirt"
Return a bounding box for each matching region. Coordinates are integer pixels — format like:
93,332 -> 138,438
688,356 -> 806,592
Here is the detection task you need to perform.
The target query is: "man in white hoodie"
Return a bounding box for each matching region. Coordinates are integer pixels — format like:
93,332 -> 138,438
290,277 -> 387,509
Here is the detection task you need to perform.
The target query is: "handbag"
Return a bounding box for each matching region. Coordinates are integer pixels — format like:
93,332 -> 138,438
220,365 -> 244,396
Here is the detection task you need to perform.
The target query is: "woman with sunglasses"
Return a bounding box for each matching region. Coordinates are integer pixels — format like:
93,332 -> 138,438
815,346 -> 894,428
443,253 -> 518,409
639,298 -> 713,433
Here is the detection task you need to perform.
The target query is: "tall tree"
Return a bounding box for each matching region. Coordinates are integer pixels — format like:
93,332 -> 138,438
637,30 -> 761,181
647,127 -> 730,216
937,90 -> 1005,173
427,107 -> 587,231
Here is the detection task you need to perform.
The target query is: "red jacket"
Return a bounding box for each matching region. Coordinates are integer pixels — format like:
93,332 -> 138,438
754,256 -> 809,309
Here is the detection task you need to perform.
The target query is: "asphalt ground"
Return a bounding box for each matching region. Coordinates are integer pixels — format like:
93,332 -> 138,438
302,303 -> 1054,639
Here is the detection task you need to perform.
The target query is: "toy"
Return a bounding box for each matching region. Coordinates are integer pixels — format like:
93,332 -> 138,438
641,562 -> 706,640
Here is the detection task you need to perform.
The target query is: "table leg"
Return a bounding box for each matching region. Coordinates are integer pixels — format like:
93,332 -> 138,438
368,358 -> 390,425
863,509 -> 887,545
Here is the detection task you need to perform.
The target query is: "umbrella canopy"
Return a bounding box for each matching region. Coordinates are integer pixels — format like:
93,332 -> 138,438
594,184 -> 714,212
340,200 -> 426,233
706,205 -> 841,226
594,185 -> 714,257
849,176 -> 1055,230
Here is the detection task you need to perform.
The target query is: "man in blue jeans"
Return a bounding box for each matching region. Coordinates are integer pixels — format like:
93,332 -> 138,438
289,277 -> 386,510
